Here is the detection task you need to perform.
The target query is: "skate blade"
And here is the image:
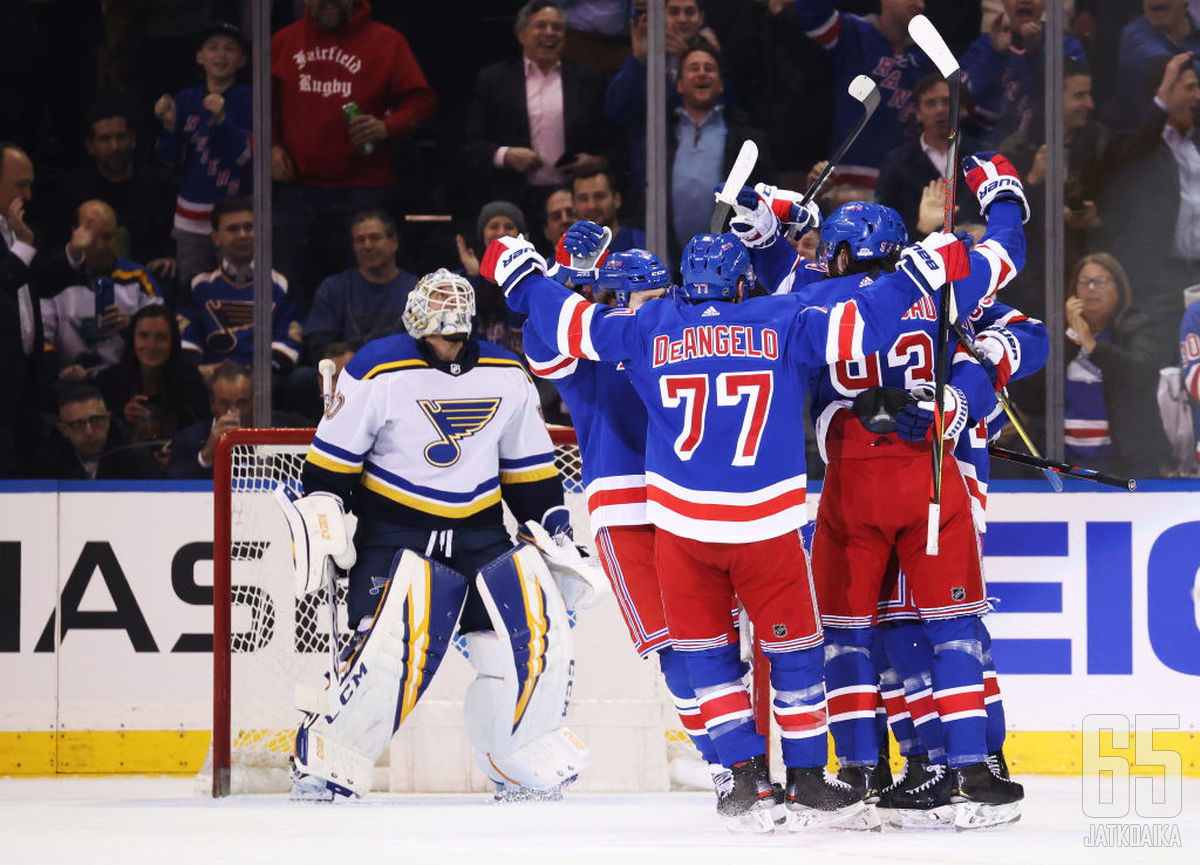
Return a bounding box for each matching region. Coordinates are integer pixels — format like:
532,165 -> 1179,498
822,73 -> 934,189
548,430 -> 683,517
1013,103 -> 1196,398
289,784 -> 335,802
879,805 -> 956,830
785,801 -> 881,832
721,806 -> 778,834
954,801 -> 1022,830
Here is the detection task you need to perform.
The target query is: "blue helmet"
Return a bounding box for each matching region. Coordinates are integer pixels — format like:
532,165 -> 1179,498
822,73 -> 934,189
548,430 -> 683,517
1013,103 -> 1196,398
597,249 -> 671,308
816,202 -> 907,271
679,233 -> 754,302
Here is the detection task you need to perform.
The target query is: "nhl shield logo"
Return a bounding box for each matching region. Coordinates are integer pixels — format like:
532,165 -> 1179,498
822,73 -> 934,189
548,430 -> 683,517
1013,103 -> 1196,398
772,624 -> 787,638
951,586 -> 966,602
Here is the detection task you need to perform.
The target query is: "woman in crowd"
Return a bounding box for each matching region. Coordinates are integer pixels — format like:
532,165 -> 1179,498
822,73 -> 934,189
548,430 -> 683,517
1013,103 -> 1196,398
1063,252 -> 1170,478
96,305 -> 209,460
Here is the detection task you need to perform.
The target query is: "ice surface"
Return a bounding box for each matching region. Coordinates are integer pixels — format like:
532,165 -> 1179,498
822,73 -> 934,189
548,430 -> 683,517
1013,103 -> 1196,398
1,776 -> 1195,865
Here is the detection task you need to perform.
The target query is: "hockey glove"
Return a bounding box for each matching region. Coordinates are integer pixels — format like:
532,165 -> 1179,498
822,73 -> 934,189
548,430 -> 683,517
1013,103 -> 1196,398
481,235 -> 547,295
518,508 -> 607,611
754,182 -> 821,240
974,327 -> 1021,390
273,487 -> 358,598
896,231 -> 971,297
721,184 -> 779,249
549,220 -> 612,285
895,384 -> 969,443
963,151 -> 1030,224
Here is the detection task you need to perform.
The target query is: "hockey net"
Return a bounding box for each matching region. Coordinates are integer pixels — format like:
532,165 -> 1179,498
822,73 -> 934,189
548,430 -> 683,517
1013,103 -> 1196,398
203,426 -> 706,796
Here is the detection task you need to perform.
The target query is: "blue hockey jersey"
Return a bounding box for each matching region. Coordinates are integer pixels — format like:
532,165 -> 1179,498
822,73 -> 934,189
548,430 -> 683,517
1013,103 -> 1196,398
523,323 -> 650,532
179,265 -> 302,369
1181,300 -> 1200,465
506,260 -> 938,543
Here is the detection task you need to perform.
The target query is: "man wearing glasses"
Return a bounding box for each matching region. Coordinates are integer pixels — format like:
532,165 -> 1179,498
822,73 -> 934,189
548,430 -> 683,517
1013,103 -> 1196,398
35,385 -> 158,480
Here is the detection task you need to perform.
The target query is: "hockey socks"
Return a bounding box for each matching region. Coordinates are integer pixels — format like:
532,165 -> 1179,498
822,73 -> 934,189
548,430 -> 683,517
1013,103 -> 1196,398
872,628 -> 920,758
658,646 -> 719,765
685,643 -> 764,767
768,645 -> 828,768
925,617 -> 988,767
981,627 -> 1007,754
883,622 -> 946,762
824,627 -> 879,766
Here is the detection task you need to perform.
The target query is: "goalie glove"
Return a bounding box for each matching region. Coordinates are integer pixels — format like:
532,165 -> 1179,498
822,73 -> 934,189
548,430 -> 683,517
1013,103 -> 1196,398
548,220 -> 612,286
894,384 -> 969,443
963,151 -> 1030,224
753,182 -> 820,240
897,231 -> 971,298
273,486 -> 358,598
481,234 -> 547,295
518,508 -> 607,611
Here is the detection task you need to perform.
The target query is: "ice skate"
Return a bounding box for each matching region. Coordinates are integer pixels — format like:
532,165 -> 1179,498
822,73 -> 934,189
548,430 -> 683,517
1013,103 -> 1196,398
877,757 -> 955,829
783,767 -> 880,831
951,761 -> 1024,830
836,756 -> 889,805
987,749 -> 1011,780
289,768 -> 336,802
715,755 -> 781,834
493,776 -> 576,803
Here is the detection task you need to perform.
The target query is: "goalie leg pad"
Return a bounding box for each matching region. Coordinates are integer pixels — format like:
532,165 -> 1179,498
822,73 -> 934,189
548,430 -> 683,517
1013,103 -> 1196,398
464,544 -> 589,791
292,549 -> 468,797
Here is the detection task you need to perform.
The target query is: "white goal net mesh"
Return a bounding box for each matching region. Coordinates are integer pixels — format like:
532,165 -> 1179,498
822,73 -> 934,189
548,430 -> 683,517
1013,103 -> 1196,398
204,428 -> 705,795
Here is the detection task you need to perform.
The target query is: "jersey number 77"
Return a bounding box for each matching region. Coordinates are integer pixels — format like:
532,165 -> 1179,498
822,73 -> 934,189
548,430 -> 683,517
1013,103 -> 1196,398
660,371 -> 774,466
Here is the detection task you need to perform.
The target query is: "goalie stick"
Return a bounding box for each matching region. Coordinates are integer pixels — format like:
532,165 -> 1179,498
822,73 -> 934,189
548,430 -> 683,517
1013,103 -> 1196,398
710,139 -> 759,232
908,13 -> 960,555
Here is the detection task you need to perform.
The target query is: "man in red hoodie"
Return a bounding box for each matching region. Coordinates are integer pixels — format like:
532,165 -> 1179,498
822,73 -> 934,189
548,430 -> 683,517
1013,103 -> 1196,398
271,0 -> 436,309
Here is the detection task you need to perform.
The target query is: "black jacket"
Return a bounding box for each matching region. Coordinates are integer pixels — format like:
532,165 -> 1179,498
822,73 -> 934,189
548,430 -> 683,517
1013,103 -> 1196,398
0,231 -> 44,475
34,421 -> 160,481
875,135 -> 979,241
463,58 -> 614,206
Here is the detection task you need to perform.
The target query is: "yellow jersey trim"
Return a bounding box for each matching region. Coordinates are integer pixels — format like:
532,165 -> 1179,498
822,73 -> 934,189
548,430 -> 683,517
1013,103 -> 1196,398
361,474 -> 502,517
499,465 -> 559,484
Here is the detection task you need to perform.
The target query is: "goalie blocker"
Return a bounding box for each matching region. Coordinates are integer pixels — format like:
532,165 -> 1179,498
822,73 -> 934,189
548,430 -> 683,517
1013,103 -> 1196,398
291,543 -> 593,800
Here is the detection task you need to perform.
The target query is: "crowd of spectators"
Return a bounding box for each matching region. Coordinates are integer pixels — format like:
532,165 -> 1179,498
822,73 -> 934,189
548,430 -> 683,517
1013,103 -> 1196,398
2,0 -> 1199,482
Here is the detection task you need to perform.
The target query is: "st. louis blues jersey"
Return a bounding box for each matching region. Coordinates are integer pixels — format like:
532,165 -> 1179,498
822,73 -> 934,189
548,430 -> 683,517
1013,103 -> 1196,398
179,265 -> 302,368
523,324 -> 649,532
506,262 -> 936,543
302,334 -> 563,530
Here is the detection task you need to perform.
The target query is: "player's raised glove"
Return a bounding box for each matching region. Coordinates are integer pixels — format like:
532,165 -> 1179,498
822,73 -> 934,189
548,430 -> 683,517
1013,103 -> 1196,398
963,151 -> 1029,223
549,220 -> 612,286
754,182 -> 821,240
897,231 -> 971,297
722,184 -> 779,249
481,234 -> 547,295
895,384 -> 969,443
974,326 -> 1021,390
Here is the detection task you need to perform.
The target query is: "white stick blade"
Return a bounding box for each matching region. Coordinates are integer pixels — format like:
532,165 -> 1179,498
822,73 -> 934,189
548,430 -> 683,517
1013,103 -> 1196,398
908,14 -> 959,79
848,74 -> 880,112
717,139 -> 759,205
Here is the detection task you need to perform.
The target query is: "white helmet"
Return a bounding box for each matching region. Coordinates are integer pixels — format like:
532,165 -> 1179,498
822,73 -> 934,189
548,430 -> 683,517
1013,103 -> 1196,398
403,268 -> 476,340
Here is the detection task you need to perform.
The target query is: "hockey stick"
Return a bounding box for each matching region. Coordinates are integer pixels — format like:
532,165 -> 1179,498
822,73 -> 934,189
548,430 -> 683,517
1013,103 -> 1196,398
909,14 -> 960,555
711,139 -> 759,232
949,319 -> 1063,491
988,445 -> 1137,491
799,75 -> 881,209
317,358 -> 344,689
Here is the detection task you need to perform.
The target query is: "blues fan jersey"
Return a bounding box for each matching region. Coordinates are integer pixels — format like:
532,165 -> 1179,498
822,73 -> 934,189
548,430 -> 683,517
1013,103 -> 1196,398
506,264 -> 935,543
523,324 -> 650,532
1180,301 -> 1200,464
179,265 -> 302,367
302,335 -> 563,530
40,258 -> 162,372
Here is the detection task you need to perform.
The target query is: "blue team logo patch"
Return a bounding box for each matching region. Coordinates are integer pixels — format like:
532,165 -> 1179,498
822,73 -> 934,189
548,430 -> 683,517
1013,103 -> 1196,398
324,391 -> 345,420
418,398 -> 502,466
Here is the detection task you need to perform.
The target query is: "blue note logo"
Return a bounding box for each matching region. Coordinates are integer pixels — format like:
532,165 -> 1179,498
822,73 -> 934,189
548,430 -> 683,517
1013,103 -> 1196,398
418,398 -> 502,466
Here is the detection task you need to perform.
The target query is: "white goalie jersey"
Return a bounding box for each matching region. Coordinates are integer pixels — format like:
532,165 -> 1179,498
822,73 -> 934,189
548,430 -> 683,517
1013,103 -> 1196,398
301,334 -> 563,529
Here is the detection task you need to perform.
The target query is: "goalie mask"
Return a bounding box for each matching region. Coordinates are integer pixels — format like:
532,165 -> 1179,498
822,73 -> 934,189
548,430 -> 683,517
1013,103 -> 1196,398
403,268 -> 476,341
